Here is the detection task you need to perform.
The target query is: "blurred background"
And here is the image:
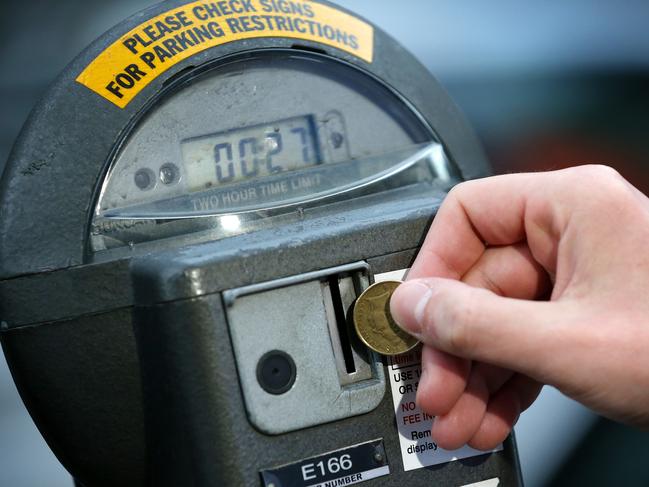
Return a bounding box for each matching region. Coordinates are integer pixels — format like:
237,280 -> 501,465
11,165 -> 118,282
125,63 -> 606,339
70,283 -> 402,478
2,0 -> 649,485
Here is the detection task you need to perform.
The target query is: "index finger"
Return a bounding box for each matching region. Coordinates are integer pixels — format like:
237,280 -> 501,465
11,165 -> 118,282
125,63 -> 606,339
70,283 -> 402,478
408,173 -> 538,280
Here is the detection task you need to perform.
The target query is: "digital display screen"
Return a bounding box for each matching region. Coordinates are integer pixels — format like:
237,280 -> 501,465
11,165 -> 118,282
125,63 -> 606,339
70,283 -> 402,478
181,115 -> 322,191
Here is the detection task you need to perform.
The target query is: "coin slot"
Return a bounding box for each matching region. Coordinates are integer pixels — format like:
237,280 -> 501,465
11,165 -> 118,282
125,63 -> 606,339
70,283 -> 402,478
328,276 -> 356,374
323,274 -> 374,386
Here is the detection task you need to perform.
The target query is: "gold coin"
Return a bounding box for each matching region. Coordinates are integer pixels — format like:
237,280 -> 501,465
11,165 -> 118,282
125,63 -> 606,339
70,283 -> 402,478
353,280 -> 420,356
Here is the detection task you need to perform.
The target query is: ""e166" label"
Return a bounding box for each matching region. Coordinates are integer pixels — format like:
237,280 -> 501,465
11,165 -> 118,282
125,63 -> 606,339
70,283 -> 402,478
260,439 -> 389,487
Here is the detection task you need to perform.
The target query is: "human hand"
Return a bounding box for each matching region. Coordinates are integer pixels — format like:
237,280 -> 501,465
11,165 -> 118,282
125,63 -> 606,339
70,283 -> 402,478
390,165 -> 649,451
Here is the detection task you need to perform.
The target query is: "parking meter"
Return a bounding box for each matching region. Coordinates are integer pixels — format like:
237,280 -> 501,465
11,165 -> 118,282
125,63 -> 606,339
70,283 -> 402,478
0,1 -> 523,486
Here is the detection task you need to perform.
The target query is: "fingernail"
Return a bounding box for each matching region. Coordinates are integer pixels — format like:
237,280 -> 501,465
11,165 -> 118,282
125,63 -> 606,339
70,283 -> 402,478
390,280 -> 434,336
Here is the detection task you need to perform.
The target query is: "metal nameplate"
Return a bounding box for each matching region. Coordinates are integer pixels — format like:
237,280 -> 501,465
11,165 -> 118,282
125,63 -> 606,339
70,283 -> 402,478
260,439 -> 389,487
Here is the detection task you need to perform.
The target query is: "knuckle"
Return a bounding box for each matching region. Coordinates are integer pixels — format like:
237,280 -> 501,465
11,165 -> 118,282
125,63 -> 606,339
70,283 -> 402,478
446,182 -> 464,198
447,308 -> 474,352
446,179 -> 477,202
432,289 -> 477,353
419,296 -> 440,340
583,163 -> 622,180
571,164 -> 627,193
562,164 -> 635,210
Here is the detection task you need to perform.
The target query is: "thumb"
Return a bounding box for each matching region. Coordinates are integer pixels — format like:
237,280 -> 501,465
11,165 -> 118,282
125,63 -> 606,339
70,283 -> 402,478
390,278 -> 570,381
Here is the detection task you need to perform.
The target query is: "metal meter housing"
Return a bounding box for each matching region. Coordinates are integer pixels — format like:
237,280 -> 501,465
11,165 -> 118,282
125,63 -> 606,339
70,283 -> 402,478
0,1 -> 521,486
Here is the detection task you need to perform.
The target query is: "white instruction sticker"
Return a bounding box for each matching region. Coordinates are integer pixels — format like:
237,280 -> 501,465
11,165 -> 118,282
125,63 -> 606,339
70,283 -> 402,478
461,478 -> 500,487
387,347 -> 502,471
374,268 -> 409,283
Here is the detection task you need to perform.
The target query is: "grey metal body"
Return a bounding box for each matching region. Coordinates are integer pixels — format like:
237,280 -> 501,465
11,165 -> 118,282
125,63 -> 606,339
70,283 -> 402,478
130,225 -> 523,487
0,1 -> 520,486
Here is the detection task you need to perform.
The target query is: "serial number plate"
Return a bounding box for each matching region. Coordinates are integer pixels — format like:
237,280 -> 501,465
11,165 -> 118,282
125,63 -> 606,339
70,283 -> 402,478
260,439 -> 389,487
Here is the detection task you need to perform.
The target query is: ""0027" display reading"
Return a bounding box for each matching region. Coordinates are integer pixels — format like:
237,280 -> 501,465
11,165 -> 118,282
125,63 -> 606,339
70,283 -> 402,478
181,115 -> 322,191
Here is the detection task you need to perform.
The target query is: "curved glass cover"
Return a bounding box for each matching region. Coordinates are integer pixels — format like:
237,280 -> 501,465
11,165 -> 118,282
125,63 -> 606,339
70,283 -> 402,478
91,52 -> 454,251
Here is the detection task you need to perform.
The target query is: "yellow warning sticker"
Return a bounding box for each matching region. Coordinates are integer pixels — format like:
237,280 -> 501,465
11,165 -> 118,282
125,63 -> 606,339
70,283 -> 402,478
76,0 -> 374,108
